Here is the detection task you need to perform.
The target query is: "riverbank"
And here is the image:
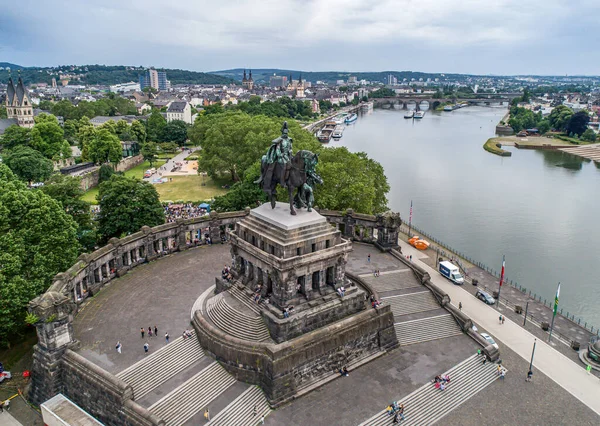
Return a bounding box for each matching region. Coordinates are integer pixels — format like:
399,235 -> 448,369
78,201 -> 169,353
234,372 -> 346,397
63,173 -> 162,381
483,135 -> 578,157
400,223 -> 599,375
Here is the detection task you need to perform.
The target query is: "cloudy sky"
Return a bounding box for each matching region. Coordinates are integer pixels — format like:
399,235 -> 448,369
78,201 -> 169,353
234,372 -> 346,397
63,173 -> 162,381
1,0 -> 598,75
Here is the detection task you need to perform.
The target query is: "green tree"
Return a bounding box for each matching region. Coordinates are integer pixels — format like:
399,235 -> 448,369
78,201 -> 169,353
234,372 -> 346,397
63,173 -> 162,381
115,120 -> 130,140
159,142 -> 178,153
98,164 -> 115,183
566,111 -> 590,137
161,120 -> 188,145
212,163 -> 267,211
131,120 -> 147,144
141,142 -> 159,167
63,119 -> 79,145
82,128 -> 123,165
547,105 -> 573,131
369,88 -> 396,98
96,175 -> 165,242
30,114 -> 71,159
51,100 -> 78,120
40,174 -> 97,252
0,164 -> 78,345
3,146 -> 54,185
315,147 -> 389,214
581,128 -> 597,142
38,100 -> 54,111
189,112 -> 320,182
0,125 -> 31,149
146,110 -> 167,142
0,105 -> 7,119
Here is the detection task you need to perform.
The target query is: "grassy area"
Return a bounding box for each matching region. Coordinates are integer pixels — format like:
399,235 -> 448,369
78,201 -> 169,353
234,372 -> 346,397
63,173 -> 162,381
483,138 -> 512,157
154,175 -> 228,202
0,330 -> 37,370
551,134 -> 594,145
156,152 -> 177,160
81,186 -> 100,203
123,160 -> 167,179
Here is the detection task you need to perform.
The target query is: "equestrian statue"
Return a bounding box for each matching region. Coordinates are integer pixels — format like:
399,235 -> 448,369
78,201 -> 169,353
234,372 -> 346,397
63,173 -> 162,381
255,121 -> 322,215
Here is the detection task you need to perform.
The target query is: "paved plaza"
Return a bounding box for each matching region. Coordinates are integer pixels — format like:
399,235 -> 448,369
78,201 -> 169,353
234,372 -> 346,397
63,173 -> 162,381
67,239 -> 600,425
73,244 -> 231,374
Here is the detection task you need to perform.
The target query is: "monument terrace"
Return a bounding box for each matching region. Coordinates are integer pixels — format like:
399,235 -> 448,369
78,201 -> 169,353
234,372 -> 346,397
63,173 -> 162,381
24,124 -> 599,426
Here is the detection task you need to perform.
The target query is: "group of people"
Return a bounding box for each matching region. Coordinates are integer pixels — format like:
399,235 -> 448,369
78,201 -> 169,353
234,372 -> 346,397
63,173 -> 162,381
433,374 -> 451,390
373,270 -> 381,277
140,326 -> 159,339
164,203 -> 209,223
283,306 -> 294,318
222,265 -> 233,282
386,401 -> 405,423
369,294 -> 382,309
182,329 -> 194,339
337,286 -> 346,297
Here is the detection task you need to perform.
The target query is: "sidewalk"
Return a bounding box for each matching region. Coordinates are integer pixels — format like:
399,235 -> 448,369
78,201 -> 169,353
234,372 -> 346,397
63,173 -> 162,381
398,239 -> 600,417
0,411 -> 24,425
400,226 -> 597,371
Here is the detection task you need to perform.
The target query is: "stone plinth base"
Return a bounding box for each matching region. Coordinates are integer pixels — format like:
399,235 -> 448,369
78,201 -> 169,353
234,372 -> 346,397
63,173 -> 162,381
262,285 -> 367,343
193,303 -> 398,407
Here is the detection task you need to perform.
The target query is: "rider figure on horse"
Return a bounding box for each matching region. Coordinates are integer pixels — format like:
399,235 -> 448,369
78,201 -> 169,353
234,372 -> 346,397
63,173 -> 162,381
263,121 -> 293,188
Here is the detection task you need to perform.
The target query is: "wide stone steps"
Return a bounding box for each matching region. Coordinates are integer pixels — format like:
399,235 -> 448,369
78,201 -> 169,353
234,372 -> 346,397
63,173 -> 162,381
207,295 -> 271,341
383,291 -> 441,317
229,284 -> 264,315
117,332 -> 204,399
206,386 -> 271,426
359,270 -> 421,292
149,361 -> 236,426
394,314 -> 463,346
358,354 -> 501,426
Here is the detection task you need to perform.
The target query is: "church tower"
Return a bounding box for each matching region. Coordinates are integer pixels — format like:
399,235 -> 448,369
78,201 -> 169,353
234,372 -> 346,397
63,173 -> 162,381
296,73 -> 305,98
242,69 -> 254,90
5,75 -> 34,128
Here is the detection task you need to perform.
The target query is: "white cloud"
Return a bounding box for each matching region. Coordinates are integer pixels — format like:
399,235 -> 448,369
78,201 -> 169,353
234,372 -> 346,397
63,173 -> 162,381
1,0 -> 598,73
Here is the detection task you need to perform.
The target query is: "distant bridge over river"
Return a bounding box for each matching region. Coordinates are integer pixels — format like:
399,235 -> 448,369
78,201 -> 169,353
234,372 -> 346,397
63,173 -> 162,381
373,94 -> 520,110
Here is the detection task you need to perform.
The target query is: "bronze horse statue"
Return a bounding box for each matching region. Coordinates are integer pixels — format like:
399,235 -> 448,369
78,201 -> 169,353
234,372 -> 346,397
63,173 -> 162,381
257,150 -> 320,215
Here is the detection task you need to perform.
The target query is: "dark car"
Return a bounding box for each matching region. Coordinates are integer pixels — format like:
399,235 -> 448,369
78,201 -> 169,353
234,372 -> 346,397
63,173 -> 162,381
476,290 -> 495,305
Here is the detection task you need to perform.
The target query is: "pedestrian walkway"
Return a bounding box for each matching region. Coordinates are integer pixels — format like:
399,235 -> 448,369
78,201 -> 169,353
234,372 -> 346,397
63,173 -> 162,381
394,314 -> 463,346
398,240 -> 600,416
117,331 -> 204,399
206,386 -> 271,426
358,354 -> 500,426
149,361 -> 237,426
0,412 -> 23,426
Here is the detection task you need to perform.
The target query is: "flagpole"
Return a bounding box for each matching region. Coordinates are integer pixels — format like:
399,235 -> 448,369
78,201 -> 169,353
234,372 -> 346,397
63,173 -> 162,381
408,200 -> 413,237
496,255 -> 505,308
548,282 -> 560,343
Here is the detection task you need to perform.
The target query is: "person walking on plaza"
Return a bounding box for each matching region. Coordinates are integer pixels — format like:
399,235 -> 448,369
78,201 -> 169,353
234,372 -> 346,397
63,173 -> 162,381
116,341 -> 122,354
526,370 -> 533,382
154,326 -> 158,336
459,302 -> 462,311
204,408 -> 210,421
368,254 -> 371,263
144,342 -> 149,354
141,327 -> 145,338
165,332 -> 169,343
499,315 -> 503,324
148,327 -> 153,337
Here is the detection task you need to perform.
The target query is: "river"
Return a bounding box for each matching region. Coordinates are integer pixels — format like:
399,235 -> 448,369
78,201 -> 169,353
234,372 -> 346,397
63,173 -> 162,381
337,106 -> 600,328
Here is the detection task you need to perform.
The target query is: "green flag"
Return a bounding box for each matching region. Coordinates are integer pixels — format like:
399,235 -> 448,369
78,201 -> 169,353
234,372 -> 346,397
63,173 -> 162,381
553,283 -> 560,316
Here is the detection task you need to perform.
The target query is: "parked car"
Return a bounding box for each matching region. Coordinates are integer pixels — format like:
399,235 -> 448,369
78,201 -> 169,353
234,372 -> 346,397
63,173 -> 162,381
480,332 -> 499,349
475,290 -> 495,305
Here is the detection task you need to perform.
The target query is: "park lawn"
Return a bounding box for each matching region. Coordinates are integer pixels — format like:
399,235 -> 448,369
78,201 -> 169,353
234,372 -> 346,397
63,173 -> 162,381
81,187 -> 100,204
154,175 -> 228,202
124,160 -> 167,179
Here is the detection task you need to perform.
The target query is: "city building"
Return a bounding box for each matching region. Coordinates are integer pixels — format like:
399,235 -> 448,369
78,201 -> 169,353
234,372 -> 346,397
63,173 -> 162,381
4,76 -> 34,128
166,101 -> 192,124
270,75 -> 288,89
242,69 -> 254,90
347,76 -> 358,84
387,74 -> 398,86
139,68 -> 168,91
110,82 -> 141,93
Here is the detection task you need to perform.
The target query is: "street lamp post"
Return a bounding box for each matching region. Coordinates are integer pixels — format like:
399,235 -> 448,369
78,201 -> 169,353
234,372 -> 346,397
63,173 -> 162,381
529,338 -> 537,373
523,301 -> 529,326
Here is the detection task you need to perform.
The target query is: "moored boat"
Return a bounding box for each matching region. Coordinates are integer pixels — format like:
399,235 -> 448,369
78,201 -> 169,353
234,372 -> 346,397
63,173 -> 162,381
443,105 -> 454,111
404,111 -> 414,119
332,126 -> 344,139
344,113 -> 358,124
414,111 -> 425,119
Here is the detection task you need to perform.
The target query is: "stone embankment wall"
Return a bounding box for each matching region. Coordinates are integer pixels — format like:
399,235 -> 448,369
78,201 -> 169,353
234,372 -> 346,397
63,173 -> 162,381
27,208 -> 400,420
77,154 -> 145,192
